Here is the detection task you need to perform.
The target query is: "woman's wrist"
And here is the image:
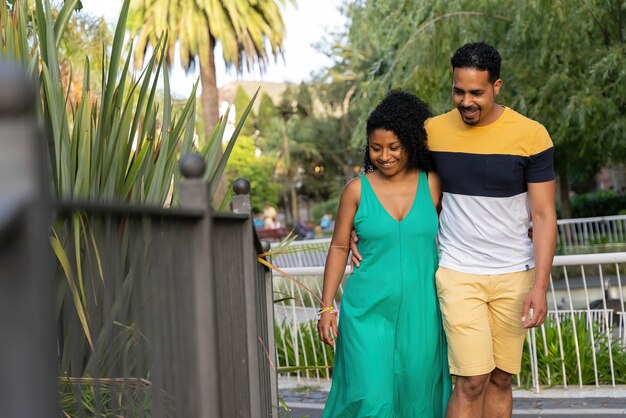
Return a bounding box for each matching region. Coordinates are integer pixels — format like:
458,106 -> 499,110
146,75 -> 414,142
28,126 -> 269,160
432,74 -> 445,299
317,305 -> 339,319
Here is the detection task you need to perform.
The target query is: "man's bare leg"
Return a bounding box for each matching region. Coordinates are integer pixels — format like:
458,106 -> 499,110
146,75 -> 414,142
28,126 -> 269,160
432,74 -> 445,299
482,368 -> 513,418
445,373 -> 490,418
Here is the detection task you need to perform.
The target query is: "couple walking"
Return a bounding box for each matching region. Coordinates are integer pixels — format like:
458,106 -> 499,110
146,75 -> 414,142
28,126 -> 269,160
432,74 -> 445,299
317,42 -> 557,418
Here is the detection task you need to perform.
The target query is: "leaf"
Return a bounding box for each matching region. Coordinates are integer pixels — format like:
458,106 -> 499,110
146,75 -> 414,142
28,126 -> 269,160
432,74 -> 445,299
50,233 -> 95,352
208,87 -> 260,199
98,0 -> 130,132
53,0 -> 79,49
273,297 -> 295,304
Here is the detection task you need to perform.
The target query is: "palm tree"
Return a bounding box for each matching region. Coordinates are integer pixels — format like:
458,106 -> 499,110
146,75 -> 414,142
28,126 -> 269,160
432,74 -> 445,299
128,0 -> 288,135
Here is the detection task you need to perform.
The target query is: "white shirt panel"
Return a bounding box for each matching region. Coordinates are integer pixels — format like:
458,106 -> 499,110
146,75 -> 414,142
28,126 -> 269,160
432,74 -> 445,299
438,192 -> 534,274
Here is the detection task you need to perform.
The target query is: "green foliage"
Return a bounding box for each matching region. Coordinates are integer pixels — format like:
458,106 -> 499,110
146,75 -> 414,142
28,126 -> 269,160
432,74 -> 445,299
312,196 -> 340,225
33,0 -> 206,205
59,378 -> 158,417
2,0 -> 258,414
128,0 -> 288,133
519,316 -> 626,387
296,82 -> 313,117
571,190 -> 626,218
128,0 -> 288,72
503,0 -> 626,196
234,85 -> 256,136
256,82 -> 361,221
60,9 -> 111,93
226,135 -> 281,212
256,92 -> 279,133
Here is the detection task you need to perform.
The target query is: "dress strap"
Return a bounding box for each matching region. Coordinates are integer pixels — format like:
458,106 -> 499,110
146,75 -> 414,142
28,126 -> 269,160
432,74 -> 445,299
358,174 -> 374,212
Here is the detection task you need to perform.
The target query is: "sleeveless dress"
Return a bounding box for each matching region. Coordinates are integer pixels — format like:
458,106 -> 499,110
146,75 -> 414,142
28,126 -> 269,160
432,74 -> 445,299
322,171 -> 451,418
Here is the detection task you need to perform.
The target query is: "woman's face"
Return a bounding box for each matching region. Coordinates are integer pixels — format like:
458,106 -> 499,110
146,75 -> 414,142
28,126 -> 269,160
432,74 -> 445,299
368,128 -> 408,175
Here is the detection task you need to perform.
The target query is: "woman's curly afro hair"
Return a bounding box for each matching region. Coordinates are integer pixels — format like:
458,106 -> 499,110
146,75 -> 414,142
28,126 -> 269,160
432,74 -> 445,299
363,89 -> 433,173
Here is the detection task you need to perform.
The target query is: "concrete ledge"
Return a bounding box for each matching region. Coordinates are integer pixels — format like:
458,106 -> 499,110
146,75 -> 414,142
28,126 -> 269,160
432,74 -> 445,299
513,385 -> 626,398
279,377 -> 626,399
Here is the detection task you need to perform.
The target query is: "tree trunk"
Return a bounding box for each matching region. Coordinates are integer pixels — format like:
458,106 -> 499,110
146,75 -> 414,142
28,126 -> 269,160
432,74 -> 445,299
559,169 -> 572,219
280,193 -> 292,224
199,35 -> 220,136
200,35 -> 228,205
290,184 -> 298,223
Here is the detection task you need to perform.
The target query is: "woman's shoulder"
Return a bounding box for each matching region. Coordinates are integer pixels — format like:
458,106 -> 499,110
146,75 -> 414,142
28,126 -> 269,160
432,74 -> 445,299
335,176 -> 361,210
344,175 -> 362,194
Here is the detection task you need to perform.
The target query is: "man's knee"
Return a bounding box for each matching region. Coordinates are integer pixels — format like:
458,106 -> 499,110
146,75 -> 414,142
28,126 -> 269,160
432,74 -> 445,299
455,374 -> 490,400
489,368 -> 512,391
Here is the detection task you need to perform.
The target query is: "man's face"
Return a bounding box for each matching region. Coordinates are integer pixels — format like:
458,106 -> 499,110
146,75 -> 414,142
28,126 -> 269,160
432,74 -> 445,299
452,68 -> 502,127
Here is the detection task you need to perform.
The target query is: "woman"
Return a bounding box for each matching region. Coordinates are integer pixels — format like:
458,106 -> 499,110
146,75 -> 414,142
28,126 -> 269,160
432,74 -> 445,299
317,90 -> 451,417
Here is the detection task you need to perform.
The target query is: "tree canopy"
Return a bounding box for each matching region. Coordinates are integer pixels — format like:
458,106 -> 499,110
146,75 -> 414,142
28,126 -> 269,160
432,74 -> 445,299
128,0 -> 288,134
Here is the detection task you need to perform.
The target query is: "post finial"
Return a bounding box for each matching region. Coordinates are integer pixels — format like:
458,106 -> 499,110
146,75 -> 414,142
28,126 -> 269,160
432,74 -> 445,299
232,178 -> 251,195
179,153 -> 206,179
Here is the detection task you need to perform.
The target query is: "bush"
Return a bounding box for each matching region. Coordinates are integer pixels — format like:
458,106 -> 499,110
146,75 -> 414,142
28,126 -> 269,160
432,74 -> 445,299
312,196 -> 340,225
571,190 -> 626,218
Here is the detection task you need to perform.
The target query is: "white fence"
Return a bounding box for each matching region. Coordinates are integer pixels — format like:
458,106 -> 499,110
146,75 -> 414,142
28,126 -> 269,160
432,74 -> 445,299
272,246 -> 626,390
557,215 -> 626,251
273,216 -> 626,264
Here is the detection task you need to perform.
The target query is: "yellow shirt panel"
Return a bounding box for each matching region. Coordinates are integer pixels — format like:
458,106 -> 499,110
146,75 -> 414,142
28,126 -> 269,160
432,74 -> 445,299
425,107 -> 553,157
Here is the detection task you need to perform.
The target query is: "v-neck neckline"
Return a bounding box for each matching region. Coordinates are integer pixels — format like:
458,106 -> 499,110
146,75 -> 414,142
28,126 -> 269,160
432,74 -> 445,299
363,171 -> 421,223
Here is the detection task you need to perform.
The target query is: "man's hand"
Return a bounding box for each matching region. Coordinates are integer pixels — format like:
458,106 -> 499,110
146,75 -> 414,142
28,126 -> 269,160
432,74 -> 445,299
349,229 -> 362,269
521,286 -> 548,329
317,312 -> 338,347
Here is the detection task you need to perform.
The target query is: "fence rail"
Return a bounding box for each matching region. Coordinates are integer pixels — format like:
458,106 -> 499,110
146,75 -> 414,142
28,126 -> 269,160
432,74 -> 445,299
49,176 -> 278,417
557,215 -> 626,252
271,216 -> 626,269
272,251 -> 626,391
1,92 -> 278,417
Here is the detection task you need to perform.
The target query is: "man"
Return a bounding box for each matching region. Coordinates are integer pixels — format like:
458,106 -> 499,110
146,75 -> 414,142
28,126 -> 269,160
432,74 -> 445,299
351,42 -> 557,418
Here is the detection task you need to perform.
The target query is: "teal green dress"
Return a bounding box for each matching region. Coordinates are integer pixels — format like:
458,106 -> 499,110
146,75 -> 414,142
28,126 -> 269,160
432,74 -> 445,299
323,171 -> 451,418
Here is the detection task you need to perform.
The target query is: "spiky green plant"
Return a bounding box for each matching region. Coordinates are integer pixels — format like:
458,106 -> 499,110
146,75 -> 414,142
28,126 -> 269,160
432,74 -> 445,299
1,0 -> 257,414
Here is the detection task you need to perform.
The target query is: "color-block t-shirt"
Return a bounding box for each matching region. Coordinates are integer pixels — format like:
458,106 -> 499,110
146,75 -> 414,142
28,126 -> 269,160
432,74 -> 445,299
426,107 -> 554,274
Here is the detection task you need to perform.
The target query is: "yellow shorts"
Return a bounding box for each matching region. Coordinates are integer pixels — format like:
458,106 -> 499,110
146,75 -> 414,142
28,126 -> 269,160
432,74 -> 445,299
435,266 -> 535,376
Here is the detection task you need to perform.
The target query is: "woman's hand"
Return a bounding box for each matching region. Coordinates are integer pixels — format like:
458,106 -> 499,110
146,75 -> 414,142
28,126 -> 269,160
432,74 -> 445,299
350,229 -> 362,269
317,311 -> 338,347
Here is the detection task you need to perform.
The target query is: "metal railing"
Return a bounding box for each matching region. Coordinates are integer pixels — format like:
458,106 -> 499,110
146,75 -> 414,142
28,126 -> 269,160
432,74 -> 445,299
0,65 -> 278,417
557,215 -> 626,252
50,175 -> 278,417
271,217 -> 626,267
271,238 -> 334,269
0,62 -> 58,417
272,248 -> 626,391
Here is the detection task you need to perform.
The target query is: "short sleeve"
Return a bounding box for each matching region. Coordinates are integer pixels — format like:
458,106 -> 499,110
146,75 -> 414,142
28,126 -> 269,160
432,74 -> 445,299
527,125 -> 555,183
532,125 -> 553,153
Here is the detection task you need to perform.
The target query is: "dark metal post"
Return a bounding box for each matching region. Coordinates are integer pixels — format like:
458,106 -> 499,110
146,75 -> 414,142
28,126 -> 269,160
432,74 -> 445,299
0,63 -> 58,416
232,178 -> 279,417
231,177 -> 252,215
260,238 -> 279,417
178,154 -> 222,418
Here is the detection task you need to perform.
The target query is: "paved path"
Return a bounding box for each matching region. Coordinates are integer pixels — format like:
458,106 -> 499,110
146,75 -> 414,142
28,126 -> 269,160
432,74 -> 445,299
278,380 -> 626,417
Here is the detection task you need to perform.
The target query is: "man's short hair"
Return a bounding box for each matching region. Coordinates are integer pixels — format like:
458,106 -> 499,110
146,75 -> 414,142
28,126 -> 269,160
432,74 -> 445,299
451,42 -> 501,83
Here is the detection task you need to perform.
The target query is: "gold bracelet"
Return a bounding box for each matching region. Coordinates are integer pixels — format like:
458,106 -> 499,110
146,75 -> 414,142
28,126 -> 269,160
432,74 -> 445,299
317,306 -> 339,319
